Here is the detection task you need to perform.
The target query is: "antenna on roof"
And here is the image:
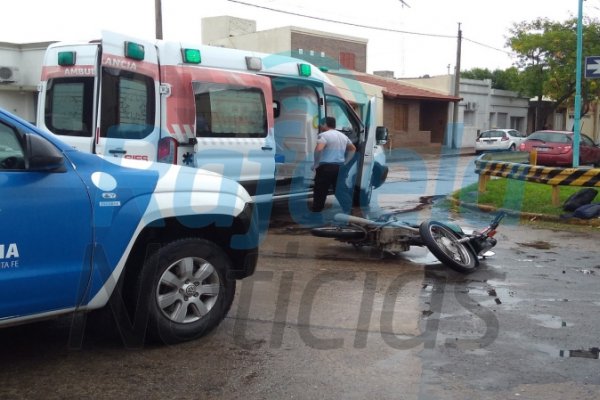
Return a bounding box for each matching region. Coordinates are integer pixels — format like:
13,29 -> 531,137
398,0 -> 411,8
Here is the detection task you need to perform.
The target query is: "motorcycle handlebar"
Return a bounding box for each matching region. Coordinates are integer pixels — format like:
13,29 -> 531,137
490,212 -> 506,229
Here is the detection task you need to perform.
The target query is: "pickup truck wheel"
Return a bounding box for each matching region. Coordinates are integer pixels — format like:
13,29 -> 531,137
139,238 -> 235,344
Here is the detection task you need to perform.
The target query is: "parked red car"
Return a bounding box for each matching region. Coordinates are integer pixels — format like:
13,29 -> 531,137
519,130 -> 600,167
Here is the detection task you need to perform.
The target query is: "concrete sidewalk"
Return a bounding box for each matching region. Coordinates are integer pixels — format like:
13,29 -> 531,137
383,145 -> 476,163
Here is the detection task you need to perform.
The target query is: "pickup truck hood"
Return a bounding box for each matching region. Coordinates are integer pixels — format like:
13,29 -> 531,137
100,156 -> 253,204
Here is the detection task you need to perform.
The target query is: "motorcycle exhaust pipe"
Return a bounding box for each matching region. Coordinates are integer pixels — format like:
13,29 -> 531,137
334,213 -> 381,227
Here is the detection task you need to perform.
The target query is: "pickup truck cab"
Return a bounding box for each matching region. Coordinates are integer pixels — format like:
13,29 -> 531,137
0,107 -> 258,344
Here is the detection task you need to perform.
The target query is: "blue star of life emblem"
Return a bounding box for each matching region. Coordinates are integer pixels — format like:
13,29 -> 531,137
182,152 -> 194,166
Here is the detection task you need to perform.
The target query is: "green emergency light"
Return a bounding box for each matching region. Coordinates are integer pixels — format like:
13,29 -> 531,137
58,51 -> 76,66
125,41 -> 145,61
298,63 -> 312,77
182,48 -> 201,64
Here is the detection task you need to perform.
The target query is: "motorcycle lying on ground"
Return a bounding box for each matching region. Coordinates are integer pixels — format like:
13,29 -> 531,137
311,212 -> 506,273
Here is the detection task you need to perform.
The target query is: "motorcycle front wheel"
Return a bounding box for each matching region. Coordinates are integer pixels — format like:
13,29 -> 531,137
419,220 -> 478,273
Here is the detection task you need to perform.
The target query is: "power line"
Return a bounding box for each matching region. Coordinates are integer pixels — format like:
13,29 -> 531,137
463,37 -> 515,57
227,0 -> 513,55
227,0 -> 454,39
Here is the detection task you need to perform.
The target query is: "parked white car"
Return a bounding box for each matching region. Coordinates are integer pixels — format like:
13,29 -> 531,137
475,129 -> 526,153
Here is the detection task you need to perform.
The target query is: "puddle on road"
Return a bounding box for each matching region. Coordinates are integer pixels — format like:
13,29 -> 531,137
462,286 -> 521,306
528,313 -> 573,329
405,249 -> 440,265
516,240 -> 555,250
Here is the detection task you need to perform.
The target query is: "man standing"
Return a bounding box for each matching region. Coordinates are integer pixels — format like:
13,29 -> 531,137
311,116 -> 356,214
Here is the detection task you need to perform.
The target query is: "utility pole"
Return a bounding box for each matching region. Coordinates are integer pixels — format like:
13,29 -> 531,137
451,23 -> 462,149
155,0 -> 163,39
573,0 -> 584,167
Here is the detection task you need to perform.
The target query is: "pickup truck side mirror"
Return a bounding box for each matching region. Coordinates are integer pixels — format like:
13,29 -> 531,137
376,126 -> 388,145
25,133 -> 66,172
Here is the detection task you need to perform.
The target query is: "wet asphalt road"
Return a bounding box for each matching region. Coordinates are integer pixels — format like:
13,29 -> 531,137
1,156 -> 599,399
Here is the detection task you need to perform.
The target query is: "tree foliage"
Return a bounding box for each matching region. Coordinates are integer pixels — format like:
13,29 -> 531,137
462,17 -> 600,130
461,67 -> 521,91
507,17 -> 600,128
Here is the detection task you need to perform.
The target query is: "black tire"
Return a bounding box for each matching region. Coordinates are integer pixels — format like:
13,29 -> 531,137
311,225 -> 365,240
137,238 -> 235,344
419,220 -> 478,273
509,144 -> 516,151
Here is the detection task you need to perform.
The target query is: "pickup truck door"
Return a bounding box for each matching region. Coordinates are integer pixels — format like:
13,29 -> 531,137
95,31 -> 161,162
0,120 -> 93,319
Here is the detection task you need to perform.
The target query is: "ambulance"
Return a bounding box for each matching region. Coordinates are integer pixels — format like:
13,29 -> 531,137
37,31 -> 388,210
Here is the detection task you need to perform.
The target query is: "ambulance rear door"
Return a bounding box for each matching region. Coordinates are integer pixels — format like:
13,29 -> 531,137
38,42 -> 100,153
95,31 -> 161,162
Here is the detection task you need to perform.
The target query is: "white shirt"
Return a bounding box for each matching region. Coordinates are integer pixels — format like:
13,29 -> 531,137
316,129 -> 352,165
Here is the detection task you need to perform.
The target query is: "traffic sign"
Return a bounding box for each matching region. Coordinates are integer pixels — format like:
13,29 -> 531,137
585,56 -> 600,78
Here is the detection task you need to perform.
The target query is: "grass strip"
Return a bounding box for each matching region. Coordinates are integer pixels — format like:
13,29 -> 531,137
451,178 -> 597,217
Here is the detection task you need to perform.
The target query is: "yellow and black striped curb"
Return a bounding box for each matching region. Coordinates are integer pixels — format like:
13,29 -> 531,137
474,160 -> 600,187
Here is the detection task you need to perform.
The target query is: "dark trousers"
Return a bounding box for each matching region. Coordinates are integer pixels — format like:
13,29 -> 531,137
312,163 -> 352,213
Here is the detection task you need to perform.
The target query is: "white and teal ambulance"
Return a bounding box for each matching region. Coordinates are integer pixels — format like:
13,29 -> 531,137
36,31 -> 388,215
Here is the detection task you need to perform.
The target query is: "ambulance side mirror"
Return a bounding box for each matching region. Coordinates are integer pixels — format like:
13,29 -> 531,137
376,126 -> 388,145
273,101 -> 281,119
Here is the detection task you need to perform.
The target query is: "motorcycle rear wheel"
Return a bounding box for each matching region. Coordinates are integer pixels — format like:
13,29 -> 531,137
311,225 -> 366,240
419,220 -> 478,273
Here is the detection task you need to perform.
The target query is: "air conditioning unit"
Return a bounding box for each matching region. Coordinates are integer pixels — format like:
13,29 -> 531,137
0,66 -> 19,84
465,101 -> 479,111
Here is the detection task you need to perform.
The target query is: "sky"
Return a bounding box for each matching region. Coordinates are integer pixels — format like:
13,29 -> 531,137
1,0 -> 597,77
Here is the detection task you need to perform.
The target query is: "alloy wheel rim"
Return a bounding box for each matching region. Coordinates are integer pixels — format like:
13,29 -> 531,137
156,257 -> 220,324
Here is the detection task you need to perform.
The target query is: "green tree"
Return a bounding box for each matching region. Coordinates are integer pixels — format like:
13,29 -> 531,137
508,17 -> 600,130
461,67 -> 521,91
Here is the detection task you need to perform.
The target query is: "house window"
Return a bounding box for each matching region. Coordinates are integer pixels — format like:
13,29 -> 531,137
393,103 -> 409,131
497,112 -> 508,128
510,116 -> 524,132
339,52 -> 356,70
464,110 -> 475,126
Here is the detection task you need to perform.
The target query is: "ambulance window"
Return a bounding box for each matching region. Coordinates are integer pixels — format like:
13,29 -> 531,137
192,82 -> 267,138
44,77 -> 94,137
326,96 -> 361,144
100,68 -> 155,139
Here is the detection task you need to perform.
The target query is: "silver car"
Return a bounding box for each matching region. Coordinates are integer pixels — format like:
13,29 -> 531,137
475,129 -> 526,153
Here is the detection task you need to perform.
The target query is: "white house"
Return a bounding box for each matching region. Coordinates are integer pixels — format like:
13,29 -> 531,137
402,75 -> 529,148
0,41 -> 53,122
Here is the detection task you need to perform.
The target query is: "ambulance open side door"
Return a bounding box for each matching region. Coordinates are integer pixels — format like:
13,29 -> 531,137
354,97 -> 378,205
94,31 -> 161,162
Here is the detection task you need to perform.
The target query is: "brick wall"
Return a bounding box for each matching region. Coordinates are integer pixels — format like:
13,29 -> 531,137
290,32 -> 367,72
